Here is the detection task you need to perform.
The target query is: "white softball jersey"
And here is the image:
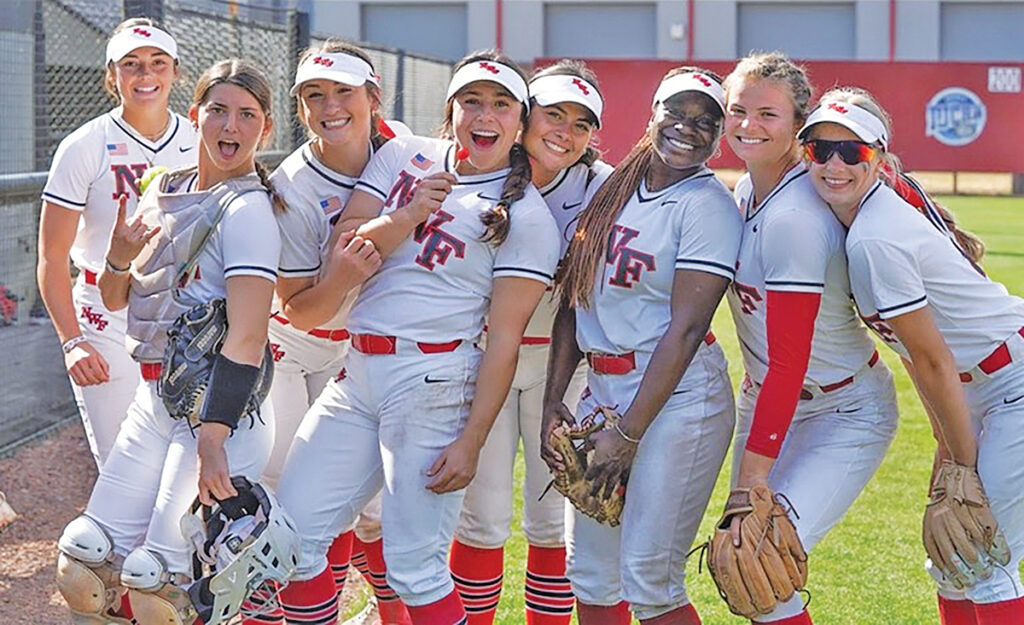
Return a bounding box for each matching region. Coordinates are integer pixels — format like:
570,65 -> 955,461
574,167 -> 741,376
42,107 -> 197,273
522,159 -> 614,339
847,181 -> 1024,369
727,165 -> 876,386
165,172 -> 280,305
350,135 -> 561,342
270,141 -> 366,330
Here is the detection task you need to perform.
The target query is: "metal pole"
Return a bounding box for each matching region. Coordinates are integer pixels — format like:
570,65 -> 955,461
123,0 -> 164,21
33,0 -> 48,171
394,49 -> 406,123
288,9 -> 311,150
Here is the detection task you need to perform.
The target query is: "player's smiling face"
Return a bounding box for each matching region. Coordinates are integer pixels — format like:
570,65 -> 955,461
805,122 -> 881,222
725,77 -> 800,166
112,46 -> 177,109
523,101 -> 596,184
649,91 -> 722,175
452,81 -> 524,174
298,79 -> 374,146
191,82 -> 272,185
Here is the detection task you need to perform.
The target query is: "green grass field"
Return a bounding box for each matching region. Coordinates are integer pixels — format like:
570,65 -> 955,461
345,196 -> 1024,624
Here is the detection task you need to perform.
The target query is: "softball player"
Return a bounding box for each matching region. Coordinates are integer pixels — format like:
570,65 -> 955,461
450,60 -> 610,625
275,51 -> 560,625
38,19 -> 197,468
542,68 -> 741,625
54,59 -> 279,625
799,88 -> 1024,625
720,53 -> 899,624
260,41 -> 408,625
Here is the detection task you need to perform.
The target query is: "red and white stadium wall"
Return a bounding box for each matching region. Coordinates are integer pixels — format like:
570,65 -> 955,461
534,59 -> 1024,173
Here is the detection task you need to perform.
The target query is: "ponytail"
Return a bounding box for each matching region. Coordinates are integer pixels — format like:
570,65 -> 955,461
558,134 -> 653,308
254,160 -> 288,214
481,143 -> 531,245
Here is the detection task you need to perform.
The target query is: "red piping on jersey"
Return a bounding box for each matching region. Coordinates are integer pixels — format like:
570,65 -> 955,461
746,290 -> 821,458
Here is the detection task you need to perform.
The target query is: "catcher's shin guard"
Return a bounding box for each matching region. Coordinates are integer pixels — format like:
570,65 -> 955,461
121,547 -> 200,625
56,516 -> 132,624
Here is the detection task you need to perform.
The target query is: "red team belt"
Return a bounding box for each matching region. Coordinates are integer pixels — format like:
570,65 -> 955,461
83,270 -> 99,285
959,326 -> 1024,383
140,362 -> 162,381
350,333 -> 463,355
271,314 -> 350,342
799,350 -> 879,400
587,332 -> 716,375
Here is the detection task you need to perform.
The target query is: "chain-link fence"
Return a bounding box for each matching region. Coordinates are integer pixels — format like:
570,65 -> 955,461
0,0 -> 453,452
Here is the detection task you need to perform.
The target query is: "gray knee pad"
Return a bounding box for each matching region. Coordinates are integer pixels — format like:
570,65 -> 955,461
121,547 -> 199,625
55,516 -> 130,623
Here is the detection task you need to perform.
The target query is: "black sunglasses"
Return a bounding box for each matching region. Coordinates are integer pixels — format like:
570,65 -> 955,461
803,139 -> 879,165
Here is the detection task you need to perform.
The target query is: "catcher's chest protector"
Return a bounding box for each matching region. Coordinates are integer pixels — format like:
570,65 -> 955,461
126,169 -> 267,363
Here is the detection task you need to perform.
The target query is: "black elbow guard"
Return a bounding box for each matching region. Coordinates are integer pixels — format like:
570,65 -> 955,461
200,354 -> 262,429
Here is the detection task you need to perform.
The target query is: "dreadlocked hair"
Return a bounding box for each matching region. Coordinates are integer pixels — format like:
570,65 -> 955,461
104,18 -> 180,103
820,87 -> 985,263
193,59 -> 287,213
530,59 -> 604,167
295,39 -> 388,150
559,66 -> 722,308
441,50 -> 531,246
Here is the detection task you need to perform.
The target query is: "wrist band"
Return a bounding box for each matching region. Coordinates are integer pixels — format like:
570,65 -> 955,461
105,257 -> 131,275
62,335 -> 88,354
614,421 -> 641,444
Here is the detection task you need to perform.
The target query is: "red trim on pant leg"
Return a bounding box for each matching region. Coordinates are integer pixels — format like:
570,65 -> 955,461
279,567 -> 339,625
764,611 -> 814,625
974,596 -> 1024,624
577,601 -> 632,625
328,531 -> 355,594
525,545 -> 573,625
406,590 -> 467,625
450,541 -> 504,624
939,595 -> 979,625
639,603 -> 701,625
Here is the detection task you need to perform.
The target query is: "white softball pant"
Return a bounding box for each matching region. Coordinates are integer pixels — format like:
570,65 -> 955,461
566,349 -> 735,621
733,357 -> 899,621
944,331 -> 1024,605
84,379 -> 274,575
456,344 -> 587,548
276,345 -> 482,606
71,277 -> 140,468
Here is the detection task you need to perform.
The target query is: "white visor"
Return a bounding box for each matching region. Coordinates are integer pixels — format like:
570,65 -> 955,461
106,25 -> 178,64
529,75 -> 603,127
291,52 -> 379,96
798,101 -> 889,149
652,71 -> 726,115
446,61 -> 530,111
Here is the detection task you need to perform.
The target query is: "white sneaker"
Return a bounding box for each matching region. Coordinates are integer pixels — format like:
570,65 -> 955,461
341,600 -> 381,625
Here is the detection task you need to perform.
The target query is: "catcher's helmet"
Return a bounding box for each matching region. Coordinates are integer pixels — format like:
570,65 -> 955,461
180,476 -> 300,625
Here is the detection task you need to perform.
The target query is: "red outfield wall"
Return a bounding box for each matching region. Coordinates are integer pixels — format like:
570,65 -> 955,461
534,59 -> 1023,172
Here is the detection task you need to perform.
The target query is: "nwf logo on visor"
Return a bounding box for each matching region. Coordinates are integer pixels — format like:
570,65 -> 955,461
925,87 -> 987,147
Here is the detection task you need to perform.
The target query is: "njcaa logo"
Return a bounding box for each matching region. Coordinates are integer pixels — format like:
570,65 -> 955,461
605,225 -> 654,288
414,210 -> 465,270
80,306 -> 108,331
925,88 -> 986,147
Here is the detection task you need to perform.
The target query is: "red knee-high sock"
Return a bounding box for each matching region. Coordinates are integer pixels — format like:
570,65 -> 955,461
524,545 -> 573,625
939,595 -> 979,625
577,601 -> 631,625
760,611 -> 813,625
356,536 -> 411,624
328,531 -> 355,595
240,582 -> 285,624
350,543 -> 370,579
974,596 -> 1024,625
639,603 -> 701,624
449,540 -> 504,624
406,589 -> 467,625
279,567 -> 338,625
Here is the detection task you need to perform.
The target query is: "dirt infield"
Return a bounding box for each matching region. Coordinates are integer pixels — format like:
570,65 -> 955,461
0,423 -> 368,623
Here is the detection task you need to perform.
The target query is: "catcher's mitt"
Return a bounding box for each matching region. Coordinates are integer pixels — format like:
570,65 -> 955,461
547,406 -> 627,527
706,485 -> 808,619
923,460 -> 1010,590
159,299 -> 273,426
